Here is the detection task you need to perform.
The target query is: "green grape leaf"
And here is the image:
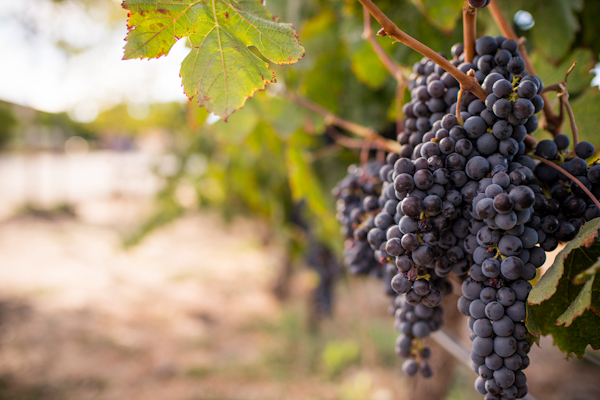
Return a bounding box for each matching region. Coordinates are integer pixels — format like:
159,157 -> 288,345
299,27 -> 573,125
562,87 -> 600,145
556,276 -> 595,327
529,218 -> 600,305
528,0 -> 583,61
412,0 -> 463,33
123,0 -> 305,120
349,40 -> 390,90
530,48 -> 596,97
285,134 -> 338,241
575,259 -> 600,285
526,218 -> 600,357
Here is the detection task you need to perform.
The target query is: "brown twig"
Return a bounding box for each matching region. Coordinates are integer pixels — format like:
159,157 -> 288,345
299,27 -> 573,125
524,134 -> 538,150
560,63 -> 579,148
363,8 -> 402,80
287,93 -> 401,153
561,93 -> 578,148
542,83 -> 561,93
533,155 -> 600,210
357,0 -> 488,101
463,1 -> 477,64
362,8 -> 406,135
325,127 -> 370,149
545,63 -> 578,148
456,88 -> 465,125
487,0 -> 562,136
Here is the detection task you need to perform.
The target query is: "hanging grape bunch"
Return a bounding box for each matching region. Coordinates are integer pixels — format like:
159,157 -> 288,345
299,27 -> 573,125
332,160 -> 385,276
333,25 -> 600,397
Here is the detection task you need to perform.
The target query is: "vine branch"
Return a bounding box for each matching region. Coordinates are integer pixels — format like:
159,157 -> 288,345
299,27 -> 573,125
362,8 -> 402,80
462,1 -> 477,64
357,0 -> 488,101
325,127 -> 371,149
559,89 -> 578,149
287,93 -> 401,153
362,7 -> 407,135
487,0 -> 562,136
533,155 -> 600,210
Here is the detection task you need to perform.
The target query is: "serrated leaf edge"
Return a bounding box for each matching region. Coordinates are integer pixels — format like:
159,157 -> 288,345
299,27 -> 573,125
528,218 -> 600,305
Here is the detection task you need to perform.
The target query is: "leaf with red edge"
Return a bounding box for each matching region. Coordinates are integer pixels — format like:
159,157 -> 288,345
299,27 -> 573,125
123,0 -> 305,120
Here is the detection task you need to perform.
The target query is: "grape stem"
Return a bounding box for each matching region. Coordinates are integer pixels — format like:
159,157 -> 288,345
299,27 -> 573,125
487,0 -> 563,137
558,63 -> 578,149
542,63 -> 579,149
286,93 -> 402,153
356,0 -> 488,101
532,155 -> 600,210
456,88 -> 465,125
558,85 -> 578,150
362,7 -> 407,135
462,1 -> 477,64
524,134 -> 538,150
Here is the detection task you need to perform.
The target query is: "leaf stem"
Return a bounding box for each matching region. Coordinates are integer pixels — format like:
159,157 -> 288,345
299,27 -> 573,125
462,1 -> 477,64
357,0 -> 488,101
287,93 -> 401,153
533,155 -> 600,210
487,0 -> 562,137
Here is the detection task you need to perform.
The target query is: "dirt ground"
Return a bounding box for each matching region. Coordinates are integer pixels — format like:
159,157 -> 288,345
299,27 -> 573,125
0,203 -> 599,400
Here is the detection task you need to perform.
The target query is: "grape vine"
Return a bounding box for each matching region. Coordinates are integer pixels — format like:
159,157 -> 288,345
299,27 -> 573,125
124,0 -> 600,398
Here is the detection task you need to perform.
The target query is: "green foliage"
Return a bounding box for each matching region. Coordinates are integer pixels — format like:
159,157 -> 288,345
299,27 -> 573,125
527,218 -> 600,357
123,0 -> 304,120
414,0 -> 464,33
478,0 -> 585,62
321,339 -> 361,377
530,48 -> 596,97
88,102 -> 188,135
0,107 -> 17,150
562,87 -> 600,145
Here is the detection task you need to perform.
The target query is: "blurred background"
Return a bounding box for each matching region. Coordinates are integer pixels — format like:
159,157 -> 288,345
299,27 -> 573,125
1,0 -> 600,399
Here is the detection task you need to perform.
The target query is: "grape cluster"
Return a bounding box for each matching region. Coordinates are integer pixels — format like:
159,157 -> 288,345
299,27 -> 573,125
332,161 -> 384,275
533,136 -> 599,248
334,33 -> 599,394
364,35 -> 540,381
392,295 -> 441,378
458,173 -> 541,399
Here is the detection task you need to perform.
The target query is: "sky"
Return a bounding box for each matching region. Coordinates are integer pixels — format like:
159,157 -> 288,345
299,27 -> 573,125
0,0 -> 189,122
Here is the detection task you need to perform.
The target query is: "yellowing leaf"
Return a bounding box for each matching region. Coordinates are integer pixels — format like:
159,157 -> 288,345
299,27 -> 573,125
123,0 -> 305,120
